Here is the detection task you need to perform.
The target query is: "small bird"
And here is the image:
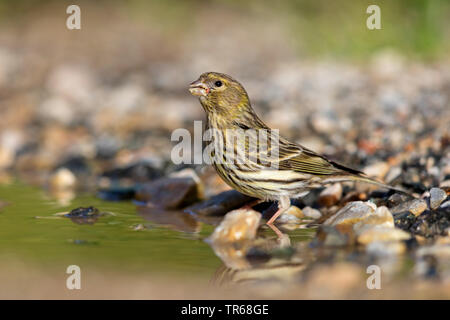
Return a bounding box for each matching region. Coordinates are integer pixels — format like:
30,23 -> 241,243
189,72 -> 408,226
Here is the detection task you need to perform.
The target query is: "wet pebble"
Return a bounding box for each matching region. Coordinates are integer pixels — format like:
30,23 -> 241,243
324,201 -> 376,227
209,208 -> 261,243
353,206 -> 394,233
135,176 -> 201,209
185,190 -> 254,216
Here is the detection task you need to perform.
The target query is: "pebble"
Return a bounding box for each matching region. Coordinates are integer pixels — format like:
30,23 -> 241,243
302,206 -> 322,219
353,206 -> 394,233
46,64 -> 95,104
390,199 -> 428,216
440,180 -> 450,188
318,184 -> 342,207
135,176 -> 200,209
409,209 -> 450,238
340,191 -> 367,205
408,199 -> 429,216
324,201 -> 376,227
430,187 -> 447,210
322,201 -> 408,246
278,205 -> 303,223
384,166 -> 402,183
169,168 -> 205,199
363,161 -> 390,180
310,113 -> 336,134
387,193 -> 409,206
49,168 -> 77,190
209,208 -> 261,243
39,96 -> 75,125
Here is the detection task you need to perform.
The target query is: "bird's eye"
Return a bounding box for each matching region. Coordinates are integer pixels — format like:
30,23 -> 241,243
214,80 -> 223,87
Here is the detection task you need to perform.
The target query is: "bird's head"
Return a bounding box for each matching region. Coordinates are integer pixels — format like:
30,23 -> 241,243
189,72 -> 251,116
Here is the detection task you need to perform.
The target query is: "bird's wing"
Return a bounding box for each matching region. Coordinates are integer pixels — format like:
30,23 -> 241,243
276,138 -> 364,176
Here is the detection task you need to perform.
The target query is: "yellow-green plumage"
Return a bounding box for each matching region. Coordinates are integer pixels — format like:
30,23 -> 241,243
189,72 -> 408,225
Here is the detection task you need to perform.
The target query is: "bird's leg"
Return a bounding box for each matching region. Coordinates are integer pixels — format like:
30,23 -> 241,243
266,195 -> 290,225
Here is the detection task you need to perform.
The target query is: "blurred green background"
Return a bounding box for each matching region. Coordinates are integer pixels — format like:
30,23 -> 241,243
0,0 -> 449,59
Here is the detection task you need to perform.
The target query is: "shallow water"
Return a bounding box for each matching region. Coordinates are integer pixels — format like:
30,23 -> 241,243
0,181 -> 314,280
0,181 -> 221,277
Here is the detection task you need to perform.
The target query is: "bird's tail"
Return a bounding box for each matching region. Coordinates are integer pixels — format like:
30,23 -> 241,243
324,174 -> 414,197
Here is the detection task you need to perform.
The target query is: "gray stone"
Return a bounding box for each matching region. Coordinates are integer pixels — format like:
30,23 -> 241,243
324,201 -> 376,227
391,199 -> 428,217
430,187 -> 447,210
278,206 -> 303,223
353,206 -> 394,234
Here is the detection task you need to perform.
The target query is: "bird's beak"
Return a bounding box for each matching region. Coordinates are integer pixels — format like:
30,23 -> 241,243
189,80 -> 210,97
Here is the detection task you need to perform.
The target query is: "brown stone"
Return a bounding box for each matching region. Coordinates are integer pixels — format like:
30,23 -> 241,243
135,177 -> 200,209
209,208 -> 261,243
318,183 -> 342,207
